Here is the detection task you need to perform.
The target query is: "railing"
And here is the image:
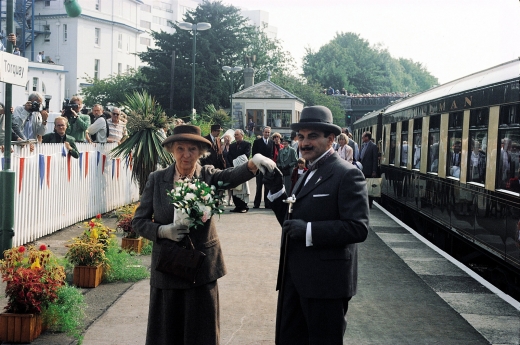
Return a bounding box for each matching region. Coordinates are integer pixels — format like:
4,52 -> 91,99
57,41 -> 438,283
1,143 -> 140,246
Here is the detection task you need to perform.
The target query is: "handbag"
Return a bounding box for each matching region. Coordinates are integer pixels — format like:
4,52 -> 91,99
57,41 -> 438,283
366,177 -> 382,198
155,235 -> 206,284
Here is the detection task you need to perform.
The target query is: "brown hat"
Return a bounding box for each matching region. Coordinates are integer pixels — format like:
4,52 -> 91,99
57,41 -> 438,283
210,124 -> 223,132
162,125 -> 212,149
291,106 -> 341,136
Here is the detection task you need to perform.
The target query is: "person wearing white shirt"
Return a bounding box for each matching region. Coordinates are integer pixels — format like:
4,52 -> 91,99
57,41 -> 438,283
87,104 -> 107,143
12,92 -> 48,141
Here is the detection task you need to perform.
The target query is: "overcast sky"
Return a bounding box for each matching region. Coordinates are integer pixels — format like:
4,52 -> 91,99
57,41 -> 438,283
224,0 -> 520,85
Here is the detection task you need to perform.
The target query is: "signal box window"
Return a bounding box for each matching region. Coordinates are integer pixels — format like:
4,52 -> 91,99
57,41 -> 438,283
400,120 -> 409,167
427,115 -> 440,173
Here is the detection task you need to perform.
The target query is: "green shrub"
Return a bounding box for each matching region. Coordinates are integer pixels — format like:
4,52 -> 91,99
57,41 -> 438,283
42,283 -> 86,342
104,242 -> 149,282
140,238 -> 153,255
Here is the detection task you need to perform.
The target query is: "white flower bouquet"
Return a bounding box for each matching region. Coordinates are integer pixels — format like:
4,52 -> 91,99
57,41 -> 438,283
167,179 -> 227,230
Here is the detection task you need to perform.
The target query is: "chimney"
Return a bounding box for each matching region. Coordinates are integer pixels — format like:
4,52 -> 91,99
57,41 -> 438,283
244,67 -> 254,88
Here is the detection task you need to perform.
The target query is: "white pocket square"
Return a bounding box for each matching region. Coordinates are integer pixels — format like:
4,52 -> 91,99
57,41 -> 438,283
313,194 -> 329,197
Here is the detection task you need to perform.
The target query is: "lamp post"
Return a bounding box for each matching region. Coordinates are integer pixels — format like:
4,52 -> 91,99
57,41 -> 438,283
222,66 -> 242,120
177,22 -> 211,118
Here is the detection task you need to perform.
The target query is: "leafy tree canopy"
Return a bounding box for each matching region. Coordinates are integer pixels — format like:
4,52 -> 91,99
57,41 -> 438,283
138,0 -> 294,118
271,73 -> 345,127
302,32 -> 438,94
80,71 -> 147,108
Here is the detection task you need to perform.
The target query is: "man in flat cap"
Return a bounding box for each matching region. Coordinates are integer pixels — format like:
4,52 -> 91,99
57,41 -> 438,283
200,124 -> 226,170
264,105 -> 369,344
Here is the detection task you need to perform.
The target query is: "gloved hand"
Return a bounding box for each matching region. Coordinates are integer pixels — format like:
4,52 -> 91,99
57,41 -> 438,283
282,219 -> 307,240
252,154 -> 277,174
158,223 -> 190,242
263,167 -> 284,194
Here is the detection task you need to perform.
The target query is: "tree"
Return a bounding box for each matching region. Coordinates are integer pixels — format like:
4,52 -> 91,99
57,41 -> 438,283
303,32 -> 438,94
138,1 -> 295,117
110,91 -> 174,195
80,71 -> 146,107
271,73 -> 345,127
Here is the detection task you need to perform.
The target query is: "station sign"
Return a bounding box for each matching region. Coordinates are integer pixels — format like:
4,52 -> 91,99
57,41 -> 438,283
0,52 -> 28,86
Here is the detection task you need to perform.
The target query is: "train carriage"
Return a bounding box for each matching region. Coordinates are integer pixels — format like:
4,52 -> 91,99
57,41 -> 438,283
352,59 -> 520,287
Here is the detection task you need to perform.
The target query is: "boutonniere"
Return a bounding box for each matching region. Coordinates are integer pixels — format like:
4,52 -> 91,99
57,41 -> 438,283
315,176 -> 322,184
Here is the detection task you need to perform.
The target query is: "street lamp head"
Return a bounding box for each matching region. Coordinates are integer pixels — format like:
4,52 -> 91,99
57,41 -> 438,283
195,22 -> 211,31
222,66 -> 232,72
231,67 -> 243,72
177,22 -> 193,31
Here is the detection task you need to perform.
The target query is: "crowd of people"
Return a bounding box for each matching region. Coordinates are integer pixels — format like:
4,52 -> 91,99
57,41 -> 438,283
323,86 -> 409,98
0,92 -> 128,153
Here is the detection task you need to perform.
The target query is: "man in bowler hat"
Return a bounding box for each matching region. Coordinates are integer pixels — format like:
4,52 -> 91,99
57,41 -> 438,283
264,105 -> 369,344
200,124 -> 226,170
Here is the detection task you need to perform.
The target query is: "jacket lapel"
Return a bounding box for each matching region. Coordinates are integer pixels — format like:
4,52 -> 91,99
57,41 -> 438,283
295,154 -> 339,199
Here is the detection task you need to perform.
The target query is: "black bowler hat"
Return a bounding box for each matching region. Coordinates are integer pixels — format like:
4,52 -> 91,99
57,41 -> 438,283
210,124 -> 223,132
291,106 -> 341,136
162,125 -> 212,149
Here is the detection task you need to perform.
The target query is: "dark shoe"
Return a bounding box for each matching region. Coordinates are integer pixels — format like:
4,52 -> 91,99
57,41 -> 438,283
230,208 -> 239,213
240,208 -> 249,213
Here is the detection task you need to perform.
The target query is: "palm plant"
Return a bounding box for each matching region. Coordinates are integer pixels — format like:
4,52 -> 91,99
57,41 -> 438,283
111,91 -> 174,194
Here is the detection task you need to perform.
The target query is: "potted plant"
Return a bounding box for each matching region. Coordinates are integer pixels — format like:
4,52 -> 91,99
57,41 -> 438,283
0,245 -> 66,343
65,235 -> 108,288
83,213 -> 115,250
115,204 -> 142,253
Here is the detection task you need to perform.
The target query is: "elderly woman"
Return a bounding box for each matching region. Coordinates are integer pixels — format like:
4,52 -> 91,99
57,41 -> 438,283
132,125 -> 274,345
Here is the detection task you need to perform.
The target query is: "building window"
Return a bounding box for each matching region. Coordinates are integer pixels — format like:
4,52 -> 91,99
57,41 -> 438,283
32,77 -> 38,91
94,59 -> 100,79
141,4 -> 151,12
118,33 -> 122,49
95,0 -> 101,11
63,24 -> 67,42
140,37 -> 151,46
95,28 -> 100,45
267,110 -> 291,128
118,63 -> 122,75
140,20 -> 151,29
45,1 -> 50,6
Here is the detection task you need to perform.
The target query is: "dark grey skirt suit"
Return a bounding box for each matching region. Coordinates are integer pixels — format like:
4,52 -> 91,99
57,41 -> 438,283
133,162 -> 254,345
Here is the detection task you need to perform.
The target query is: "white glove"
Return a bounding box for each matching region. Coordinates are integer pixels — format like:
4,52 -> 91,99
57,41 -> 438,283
252,154 -> 277,174
158,223 -> 190,242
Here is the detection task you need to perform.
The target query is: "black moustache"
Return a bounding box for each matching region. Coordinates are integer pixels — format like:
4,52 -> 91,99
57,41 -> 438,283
301,147 -> 313,151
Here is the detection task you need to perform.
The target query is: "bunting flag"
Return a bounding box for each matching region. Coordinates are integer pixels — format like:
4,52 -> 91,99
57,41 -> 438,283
102,154 -> 106,173
46,156 -> 51,188
67,154 -> 72,182
97,151 -> 100,166
39,154 -> 45,188
112,159 -> 115,179
85,152 -> 89,177
18,158 -> 25,193
116,158 -> 120,179
79,152 -> 83,177
61,146 -> 67,157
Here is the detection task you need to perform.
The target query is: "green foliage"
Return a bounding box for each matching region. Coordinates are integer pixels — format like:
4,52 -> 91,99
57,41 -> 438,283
199,104 -> 231,128
111,91 -> 174,194
42,284 -> 86,341
103,242 -> 150,283
140,239 -> 153,255
271,73 -> 345,126
303,32 -> 438,94
138,1 -> 294,115
81,71 -> 147,108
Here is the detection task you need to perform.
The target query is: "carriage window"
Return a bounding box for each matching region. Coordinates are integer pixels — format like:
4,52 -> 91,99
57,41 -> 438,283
412,118 -> 422,169
447,112 -> 463,178
468,108 -> 488,184
389,123 -> 396,165
400,120 -> 409,167
497,104 -> 520,192
427,115 -> 440,173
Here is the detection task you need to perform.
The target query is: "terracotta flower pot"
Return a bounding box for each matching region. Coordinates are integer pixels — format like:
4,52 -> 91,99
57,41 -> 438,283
121,237 -> 143,254
0,313 -> 42,343
73,265 -> 103,288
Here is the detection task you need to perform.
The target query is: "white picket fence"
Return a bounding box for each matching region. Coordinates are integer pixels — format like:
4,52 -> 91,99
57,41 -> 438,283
0,142 -> 140,246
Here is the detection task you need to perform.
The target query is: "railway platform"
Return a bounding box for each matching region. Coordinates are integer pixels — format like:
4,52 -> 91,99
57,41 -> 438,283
1,202 -> 519,344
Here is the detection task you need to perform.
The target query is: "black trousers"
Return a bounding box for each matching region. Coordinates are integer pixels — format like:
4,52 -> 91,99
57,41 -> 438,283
276,270 -> 350,345
254,172 -> 270,208
232,195 -> 248,211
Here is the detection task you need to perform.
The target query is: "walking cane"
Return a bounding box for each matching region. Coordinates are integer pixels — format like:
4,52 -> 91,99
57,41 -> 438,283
276,194 -> 296,344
